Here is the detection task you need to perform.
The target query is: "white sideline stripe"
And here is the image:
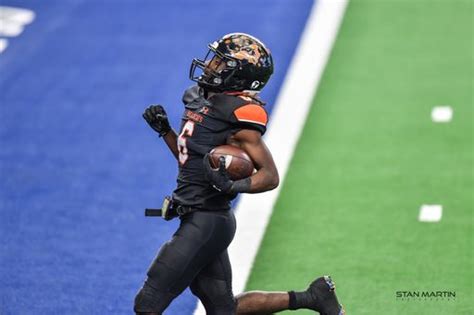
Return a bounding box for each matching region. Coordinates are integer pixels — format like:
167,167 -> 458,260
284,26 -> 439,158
419,204 -> 443,222
193,0 -> 348,313
431,106 -> 453,123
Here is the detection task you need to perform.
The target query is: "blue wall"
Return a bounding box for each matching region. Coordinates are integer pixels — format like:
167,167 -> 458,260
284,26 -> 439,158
0,0 -> 313,313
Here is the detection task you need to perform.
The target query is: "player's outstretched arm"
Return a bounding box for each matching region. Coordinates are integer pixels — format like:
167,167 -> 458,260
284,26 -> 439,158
161,130 -> 179,160
143,105 -> 179,160
231,128 -> 279,193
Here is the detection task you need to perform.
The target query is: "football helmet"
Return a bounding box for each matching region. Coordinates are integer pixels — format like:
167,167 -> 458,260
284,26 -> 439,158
190,33 -> 274,92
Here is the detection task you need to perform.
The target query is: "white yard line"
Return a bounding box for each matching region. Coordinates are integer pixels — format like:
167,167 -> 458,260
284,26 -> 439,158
419,204 -> 443,222
431,106 -> 453,123
194,0 -> 349,313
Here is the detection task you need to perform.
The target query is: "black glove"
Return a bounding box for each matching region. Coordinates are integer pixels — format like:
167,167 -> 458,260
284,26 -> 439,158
143,105 -> 171,137
203,154 -> 251,194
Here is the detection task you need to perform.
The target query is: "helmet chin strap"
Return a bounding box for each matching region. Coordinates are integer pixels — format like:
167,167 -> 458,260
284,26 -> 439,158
241,90 -> 260,97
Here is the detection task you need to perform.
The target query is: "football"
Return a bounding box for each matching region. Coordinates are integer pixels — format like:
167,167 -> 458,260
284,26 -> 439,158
209,145 -> 254,180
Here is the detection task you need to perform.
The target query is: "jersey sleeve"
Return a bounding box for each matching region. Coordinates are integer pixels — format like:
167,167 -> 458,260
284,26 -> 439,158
231,103 -> 268,135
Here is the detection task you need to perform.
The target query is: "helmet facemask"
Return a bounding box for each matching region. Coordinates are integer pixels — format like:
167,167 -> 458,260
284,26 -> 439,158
189,44 -> 242,92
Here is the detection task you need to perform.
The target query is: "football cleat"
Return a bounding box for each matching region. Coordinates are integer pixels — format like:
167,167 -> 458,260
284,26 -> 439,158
306,276 -> 345,315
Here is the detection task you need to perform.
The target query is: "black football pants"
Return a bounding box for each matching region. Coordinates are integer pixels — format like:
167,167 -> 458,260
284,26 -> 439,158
134,210 -> 237,315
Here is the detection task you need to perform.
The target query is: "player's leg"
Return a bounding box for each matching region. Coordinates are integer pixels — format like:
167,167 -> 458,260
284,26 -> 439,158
236,276 -> 345,315
134,210 -> 236,314
190,254 -> 344,315
134,221 -> 204,314
190,250 -> 237,315
235,291 -> 289,314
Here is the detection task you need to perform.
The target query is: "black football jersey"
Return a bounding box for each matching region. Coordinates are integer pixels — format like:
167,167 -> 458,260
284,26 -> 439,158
172,86 -> 268,210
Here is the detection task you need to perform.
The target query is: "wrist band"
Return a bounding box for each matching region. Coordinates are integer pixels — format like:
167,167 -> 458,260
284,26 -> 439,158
229,177 -> 251,194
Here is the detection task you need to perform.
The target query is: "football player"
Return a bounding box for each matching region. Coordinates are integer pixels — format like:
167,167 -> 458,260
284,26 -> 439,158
135,33 -> 344,315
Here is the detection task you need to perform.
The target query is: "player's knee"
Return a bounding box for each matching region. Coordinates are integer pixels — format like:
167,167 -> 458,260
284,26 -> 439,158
191,277 -> 236,315
133,283 -> 161,312
134,282 -> 175,314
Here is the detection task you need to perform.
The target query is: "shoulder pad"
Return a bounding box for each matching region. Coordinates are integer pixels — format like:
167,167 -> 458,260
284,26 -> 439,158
182,85 -> 203,105
233,104 -> 268,126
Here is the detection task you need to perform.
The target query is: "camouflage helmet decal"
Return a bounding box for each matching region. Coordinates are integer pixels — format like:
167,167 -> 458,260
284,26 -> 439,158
190,33 -> 274,92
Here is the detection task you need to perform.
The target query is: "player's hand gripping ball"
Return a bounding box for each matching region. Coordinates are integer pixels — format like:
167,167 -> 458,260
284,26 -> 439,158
208,145 -> 254,180
203,145 -> 254,193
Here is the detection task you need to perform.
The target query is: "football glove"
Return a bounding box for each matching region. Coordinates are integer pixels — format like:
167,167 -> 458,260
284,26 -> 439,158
143,105 -> 171,137
203,154 -> 251,194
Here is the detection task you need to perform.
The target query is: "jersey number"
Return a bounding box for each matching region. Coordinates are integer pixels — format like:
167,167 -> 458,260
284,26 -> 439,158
177,120 -> 195,164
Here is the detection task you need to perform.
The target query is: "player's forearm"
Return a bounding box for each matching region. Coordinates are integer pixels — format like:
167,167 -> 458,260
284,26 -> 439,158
247,167 -> 279,193
163,130 -> 179,160
225,166 -> 278,194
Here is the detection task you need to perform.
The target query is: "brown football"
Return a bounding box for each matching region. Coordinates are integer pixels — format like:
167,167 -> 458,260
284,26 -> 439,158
209,145 -> 254,180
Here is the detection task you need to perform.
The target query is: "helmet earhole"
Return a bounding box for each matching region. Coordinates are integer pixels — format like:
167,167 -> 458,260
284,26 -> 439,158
227,60 -> 237,67
251,81 -> 260,89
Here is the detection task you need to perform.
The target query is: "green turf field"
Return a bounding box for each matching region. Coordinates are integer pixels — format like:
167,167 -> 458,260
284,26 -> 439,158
246,0 -> 473,314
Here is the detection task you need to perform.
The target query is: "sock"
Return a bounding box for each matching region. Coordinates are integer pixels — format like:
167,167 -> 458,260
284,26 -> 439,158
288,290 -> 311,310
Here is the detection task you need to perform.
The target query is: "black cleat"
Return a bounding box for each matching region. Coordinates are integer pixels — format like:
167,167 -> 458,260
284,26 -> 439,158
306,276 -> 345,315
